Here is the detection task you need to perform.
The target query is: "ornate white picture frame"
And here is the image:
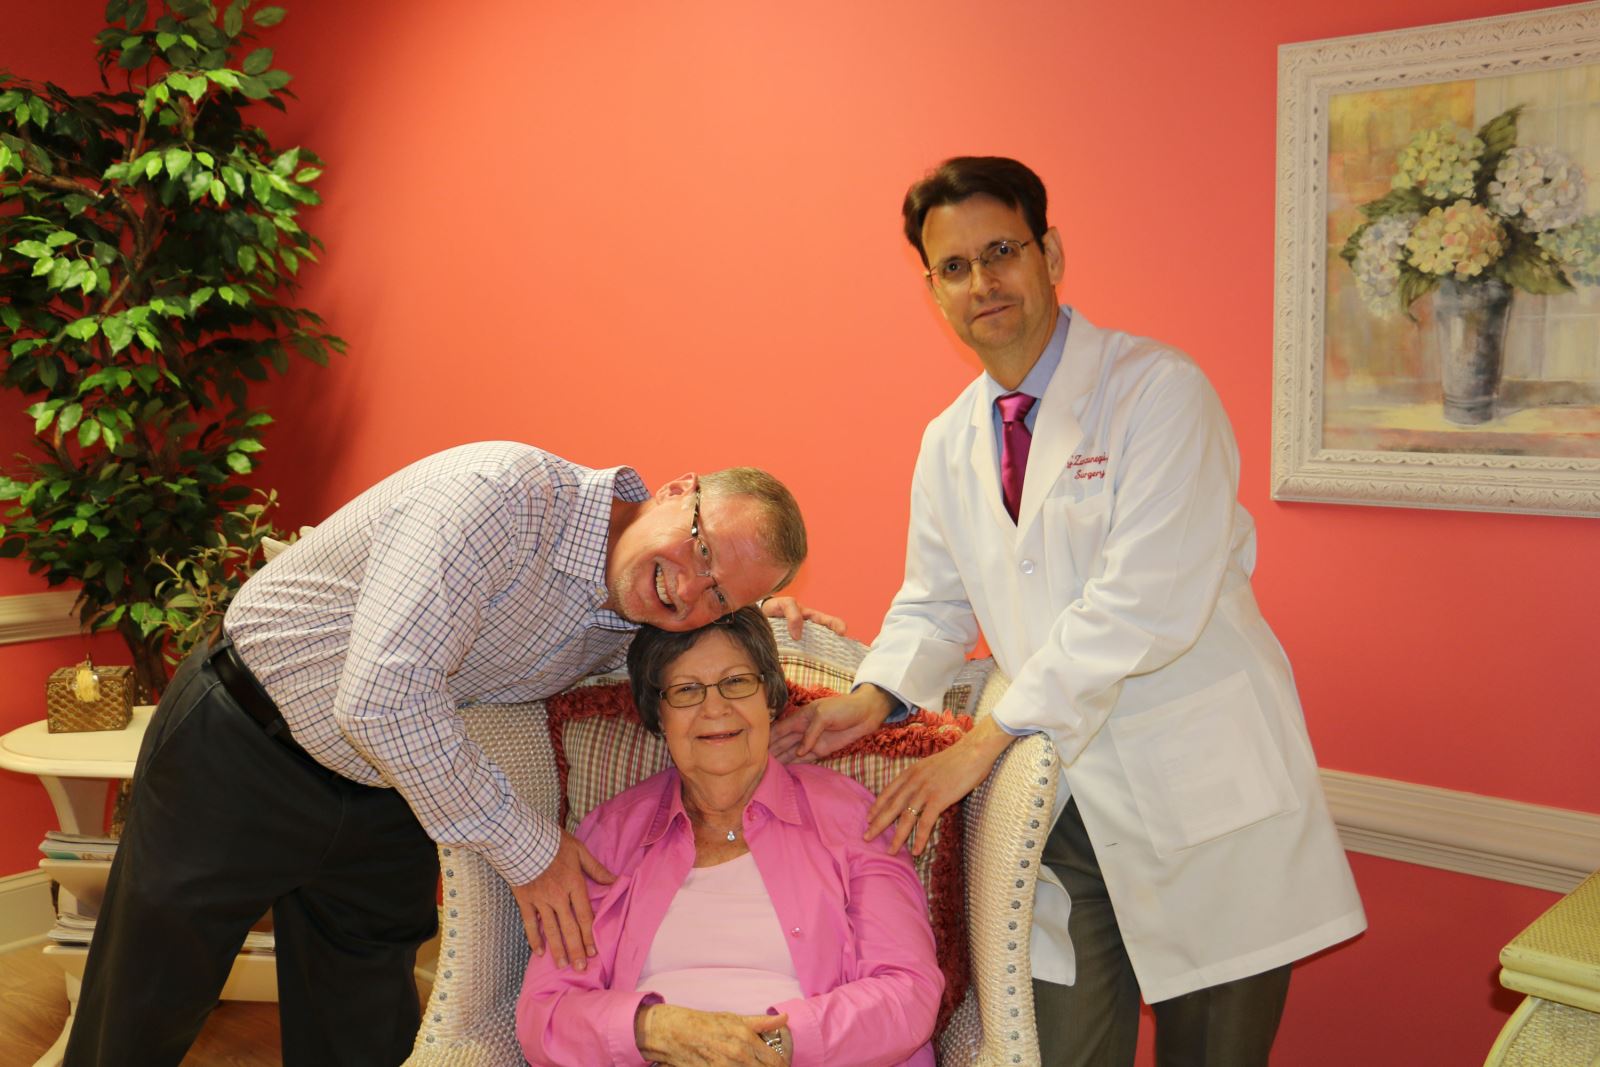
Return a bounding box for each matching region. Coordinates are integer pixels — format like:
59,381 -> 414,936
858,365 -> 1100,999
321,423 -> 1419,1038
1271,2 -> 1600,517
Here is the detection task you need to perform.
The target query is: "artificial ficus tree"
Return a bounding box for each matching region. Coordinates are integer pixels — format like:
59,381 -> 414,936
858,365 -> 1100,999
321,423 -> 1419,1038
0,0 -> 341,697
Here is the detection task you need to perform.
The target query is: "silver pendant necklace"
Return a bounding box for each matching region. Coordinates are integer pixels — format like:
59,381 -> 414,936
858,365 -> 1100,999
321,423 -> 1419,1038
724,829 -> 737,842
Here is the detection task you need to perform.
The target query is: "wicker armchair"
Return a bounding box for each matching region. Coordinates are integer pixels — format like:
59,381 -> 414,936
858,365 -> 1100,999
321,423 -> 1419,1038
404,622 -> 1056,1067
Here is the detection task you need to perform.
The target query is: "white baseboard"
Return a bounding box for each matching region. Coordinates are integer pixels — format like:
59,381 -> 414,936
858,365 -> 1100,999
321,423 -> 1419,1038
0,590 -> 80,645
0,869 -> 53,954
1322,769 -> 1600,894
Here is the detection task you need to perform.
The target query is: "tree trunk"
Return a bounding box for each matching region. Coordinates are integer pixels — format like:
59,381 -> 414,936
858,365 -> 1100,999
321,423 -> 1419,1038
117,617 -> 172,703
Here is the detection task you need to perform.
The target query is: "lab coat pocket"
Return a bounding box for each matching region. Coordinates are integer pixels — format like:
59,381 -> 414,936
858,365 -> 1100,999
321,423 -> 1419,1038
1042,491 -> 1110,588
1109,671 -> 1299,858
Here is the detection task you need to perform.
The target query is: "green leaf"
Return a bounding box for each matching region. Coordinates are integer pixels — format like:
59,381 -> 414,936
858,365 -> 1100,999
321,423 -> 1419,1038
28,97 -> 48,128
58,404 -> 84,433
119,42 -> 152,70
64,317 -> 99,340
236,74 -> 270,100
205,68 -> 240,89
224,2 -> 243,36
257,70 -> 291,90
1496,244 -> 1573,296
195,150 -> 213,168
78,420 -> 102,448
13,240 -> 52,258
103,316 -> 135,354
1360,187 -> 1430,220
164,147 -> 192,178
234,437 -> 265,452
0,306 -> 19,330
126,0 -> 146,29
272,147 -> 300,176
243,47 -> 273,75
221,165 -> 245,197
145,153 -> 163,179
252,6 -> 287,27
156,31 -> 178,50
45,230 -> 75,247
106,0 -> 129,24
225,451 -> 253,474
1398,268 -> 1438,312
1477,106 -> 1522,159
32,256 -> 54,277
209,177 -> 225,202
237,245 -> 257,272
293,166 -> 322,183
190,286 -> 215,310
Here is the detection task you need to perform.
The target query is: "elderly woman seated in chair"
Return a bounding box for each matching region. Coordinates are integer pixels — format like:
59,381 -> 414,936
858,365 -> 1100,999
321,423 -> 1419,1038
516,606 -> 942,1067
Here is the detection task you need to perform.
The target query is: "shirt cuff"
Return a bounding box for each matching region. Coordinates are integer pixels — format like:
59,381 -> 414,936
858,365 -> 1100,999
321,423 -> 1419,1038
852,682 -> 913,724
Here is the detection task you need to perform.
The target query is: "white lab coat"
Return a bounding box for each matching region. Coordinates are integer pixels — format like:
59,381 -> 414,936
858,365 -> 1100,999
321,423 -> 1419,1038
856,310 -> 1365,1002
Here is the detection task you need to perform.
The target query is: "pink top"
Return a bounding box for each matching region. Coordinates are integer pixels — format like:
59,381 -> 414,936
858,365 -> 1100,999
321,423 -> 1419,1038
637,852 -> 805,1012
516,757 -> 942,1067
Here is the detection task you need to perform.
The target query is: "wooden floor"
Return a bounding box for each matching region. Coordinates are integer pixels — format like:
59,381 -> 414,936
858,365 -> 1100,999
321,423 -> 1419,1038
0,940 -> 437,1066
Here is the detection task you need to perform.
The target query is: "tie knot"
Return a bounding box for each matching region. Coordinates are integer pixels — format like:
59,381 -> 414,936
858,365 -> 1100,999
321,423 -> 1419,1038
997,392 -> 1035,425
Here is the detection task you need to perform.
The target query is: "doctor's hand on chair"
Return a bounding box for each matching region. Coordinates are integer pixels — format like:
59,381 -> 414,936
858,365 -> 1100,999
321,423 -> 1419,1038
865,716 -> 1016,856
512,831 -> 616,971
769,684 -> 894,764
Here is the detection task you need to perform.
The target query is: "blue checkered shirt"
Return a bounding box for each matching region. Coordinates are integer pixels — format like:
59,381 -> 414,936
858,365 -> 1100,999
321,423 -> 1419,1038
224,442 -> 647,884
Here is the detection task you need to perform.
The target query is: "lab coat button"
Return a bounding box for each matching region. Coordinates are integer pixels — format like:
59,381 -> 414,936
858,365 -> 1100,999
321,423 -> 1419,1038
1020,559 -> 1035,575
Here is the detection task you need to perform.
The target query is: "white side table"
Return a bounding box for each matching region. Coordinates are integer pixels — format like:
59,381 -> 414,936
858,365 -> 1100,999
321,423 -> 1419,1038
0,707 -> 276,1067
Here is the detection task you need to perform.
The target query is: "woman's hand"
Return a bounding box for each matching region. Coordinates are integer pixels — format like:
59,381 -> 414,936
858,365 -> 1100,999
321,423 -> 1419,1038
635,1004 -> 790,1066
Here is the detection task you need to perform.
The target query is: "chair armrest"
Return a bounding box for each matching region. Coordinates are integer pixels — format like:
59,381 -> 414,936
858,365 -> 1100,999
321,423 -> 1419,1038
406,701 -> 563,1067
939,714 -> 1057,1066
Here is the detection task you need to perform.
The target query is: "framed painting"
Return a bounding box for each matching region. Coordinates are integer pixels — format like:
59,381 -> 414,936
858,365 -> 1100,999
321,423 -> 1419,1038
1271,2 -> 1600,516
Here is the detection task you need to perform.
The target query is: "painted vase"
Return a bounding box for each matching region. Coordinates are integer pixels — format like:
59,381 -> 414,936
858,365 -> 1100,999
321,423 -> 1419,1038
1434,276 -> 1513,425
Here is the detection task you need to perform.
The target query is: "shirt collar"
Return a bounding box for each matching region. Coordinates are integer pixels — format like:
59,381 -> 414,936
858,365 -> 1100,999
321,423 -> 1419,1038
642,755 -> 802,847
552,464 -> 647,630
983,306 -> 1072,406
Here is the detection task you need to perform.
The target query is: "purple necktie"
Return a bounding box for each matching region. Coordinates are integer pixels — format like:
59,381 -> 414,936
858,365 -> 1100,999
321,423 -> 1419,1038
997,392 -> 1036,522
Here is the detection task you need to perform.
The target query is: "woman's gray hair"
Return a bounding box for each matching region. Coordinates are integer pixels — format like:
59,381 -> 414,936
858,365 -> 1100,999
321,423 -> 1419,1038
626,606 -> 788,736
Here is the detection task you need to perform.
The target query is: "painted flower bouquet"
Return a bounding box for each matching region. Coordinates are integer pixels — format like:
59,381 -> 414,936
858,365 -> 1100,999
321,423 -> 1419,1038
1340,106 -> 1600,317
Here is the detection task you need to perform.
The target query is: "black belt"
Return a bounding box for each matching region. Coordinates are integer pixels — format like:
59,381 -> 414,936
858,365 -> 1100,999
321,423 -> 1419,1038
208,637 -> 311,760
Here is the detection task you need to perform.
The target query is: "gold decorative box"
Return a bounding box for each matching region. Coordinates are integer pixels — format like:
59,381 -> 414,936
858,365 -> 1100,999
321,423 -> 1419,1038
46,658 -> 135,733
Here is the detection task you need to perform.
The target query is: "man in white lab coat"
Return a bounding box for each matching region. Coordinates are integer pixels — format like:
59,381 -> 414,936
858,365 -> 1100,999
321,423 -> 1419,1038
771,157 -> 1365,1066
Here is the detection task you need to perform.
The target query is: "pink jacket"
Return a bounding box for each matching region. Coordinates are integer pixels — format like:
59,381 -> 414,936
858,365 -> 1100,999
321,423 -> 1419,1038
516,756 -> 942,1066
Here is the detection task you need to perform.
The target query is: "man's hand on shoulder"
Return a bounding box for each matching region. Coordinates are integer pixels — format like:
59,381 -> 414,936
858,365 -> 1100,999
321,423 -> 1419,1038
511,831 -> 615,971
770,684 -> 894,763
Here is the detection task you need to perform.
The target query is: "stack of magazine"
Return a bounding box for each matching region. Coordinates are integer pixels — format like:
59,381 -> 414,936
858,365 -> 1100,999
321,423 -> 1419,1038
37,831 -> 275,955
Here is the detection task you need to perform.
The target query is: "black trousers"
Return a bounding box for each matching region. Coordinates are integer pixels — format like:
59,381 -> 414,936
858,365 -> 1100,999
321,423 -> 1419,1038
1032,799 -> 1292,1067
65,642 -> 440,1067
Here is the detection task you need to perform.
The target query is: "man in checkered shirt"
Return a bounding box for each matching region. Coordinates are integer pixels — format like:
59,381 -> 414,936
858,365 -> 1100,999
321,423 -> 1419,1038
67,441 -> 827,1067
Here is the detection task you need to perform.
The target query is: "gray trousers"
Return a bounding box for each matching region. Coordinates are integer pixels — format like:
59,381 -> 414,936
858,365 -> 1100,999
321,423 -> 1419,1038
1032,799 -> 1292,1067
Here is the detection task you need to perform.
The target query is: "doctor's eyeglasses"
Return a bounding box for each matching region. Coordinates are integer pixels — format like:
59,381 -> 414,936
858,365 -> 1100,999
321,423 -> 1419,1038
925,238 -> 1034,290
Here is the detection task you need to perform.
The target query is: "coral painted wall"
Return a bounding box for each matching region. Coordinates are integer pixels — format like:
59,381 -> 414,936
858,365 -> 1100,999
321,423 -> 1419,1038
3,2 -> 1594,1062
